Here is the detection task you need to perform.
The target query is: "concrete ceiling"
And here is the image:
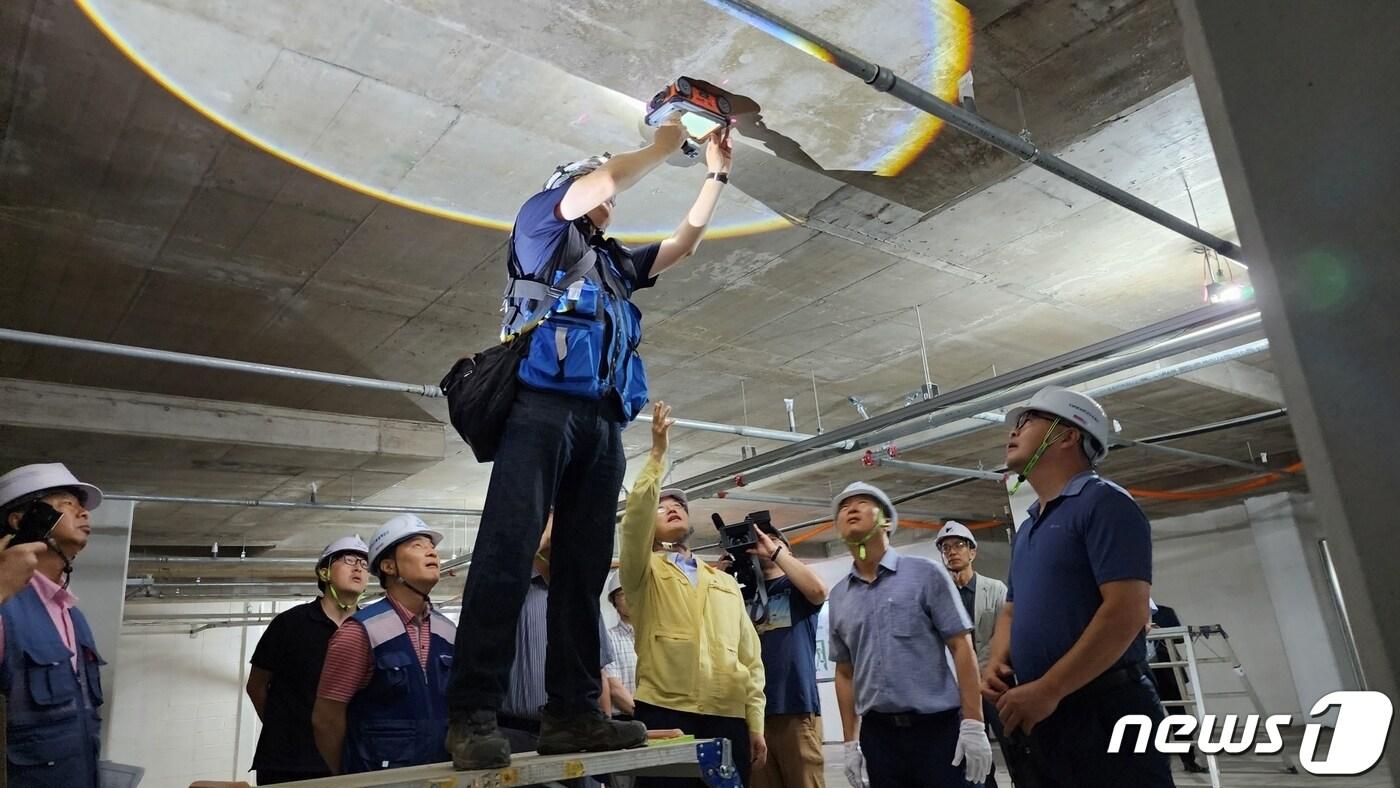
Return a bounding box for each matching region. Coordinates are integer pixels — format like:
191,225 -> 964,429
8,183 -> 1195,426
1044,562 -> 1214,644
0,0 -> 1304,583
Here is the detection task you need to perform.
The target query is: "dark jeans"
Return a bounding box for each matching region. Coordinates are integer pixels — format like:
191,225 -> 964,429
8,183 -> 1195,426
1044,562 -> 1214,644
634,701 -> 752,787
447,388 -> 627,717
255,768 -> 330,785
861,708 -> 983,788
1023,671 -> 1176,788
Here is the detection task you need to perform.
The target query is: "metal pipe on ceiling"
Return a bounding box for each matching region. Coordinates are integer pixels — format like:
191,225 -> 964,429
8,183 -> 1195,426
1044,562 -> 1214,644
706,0 -> 1244,263
125,579 -> 320,589
0,328 -> 818,446
874,457 -> 1004,482
634,413 -> 852,448
0,327 -> 444,397
748,338 -> 1274,495
105,493 -> 483,518
670,306 -> 1261,498
1110,437 -> 1283,475
707,489 -> 993,522
128,555 -> 317,566
1138,409 -> 1287,443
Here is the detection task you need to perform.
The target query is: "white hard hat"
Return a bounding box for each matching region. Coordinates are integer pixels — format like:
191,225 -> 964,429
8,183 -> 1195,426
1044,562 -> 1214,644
832,482 -> 898,535
367,515 -> 443,577
318,535 -> 369,569
1004,386 -> 1111,464
544,153 -> 611,191
0,463 -> 103,512
935,520 -> 977,549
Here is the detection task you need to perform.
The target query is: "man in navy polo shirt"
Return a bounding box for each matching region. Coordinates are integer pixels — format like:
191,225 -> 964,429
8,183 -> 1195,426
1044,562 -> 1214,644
447,121 -> 738,770
982,386 -> 1175,788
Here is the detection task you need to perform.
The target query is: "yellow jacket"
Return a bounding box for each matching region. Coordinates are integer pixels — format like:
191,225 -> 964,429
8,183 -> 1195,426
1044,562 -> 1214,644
619,455 -> 766,733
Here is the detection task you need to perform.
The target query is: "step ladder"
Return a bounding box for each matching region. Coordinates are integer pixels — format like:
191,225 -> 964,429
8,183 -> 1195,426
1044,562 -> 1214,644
1147,624 -> 1299,787
279,738 -> 741,787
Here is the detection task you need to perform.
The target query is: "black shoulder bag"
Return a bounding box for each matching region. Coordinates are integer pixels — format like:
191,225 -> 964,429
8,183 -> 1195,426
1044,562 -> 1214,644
439,245 -> 599,462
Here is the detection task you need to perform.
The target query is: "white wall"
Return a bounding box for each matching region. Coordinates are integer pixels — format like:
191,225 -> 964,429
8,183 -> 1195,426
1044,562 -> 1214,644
1150,502 -> 1300,718
107,600 -> 289,788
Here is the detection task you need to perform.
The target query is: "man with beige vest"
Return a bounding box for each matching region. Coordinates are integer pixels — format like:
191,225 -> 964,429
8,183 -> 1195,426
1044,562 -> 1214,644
937,521 -> 1008,788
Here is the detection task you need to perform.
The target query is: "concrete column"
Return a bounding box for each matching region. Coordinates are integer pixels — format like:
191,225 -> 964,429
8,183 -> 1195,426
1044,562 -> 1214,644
67,499 -> 134,753
1176,0 -> 1400,772
1245,493 -> 1350,724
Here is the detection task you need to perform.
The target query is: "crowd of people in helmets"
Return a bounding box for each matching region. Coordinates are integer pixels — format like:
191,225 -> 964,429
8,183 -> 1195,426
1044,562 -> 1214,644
0,116 -> 1175,788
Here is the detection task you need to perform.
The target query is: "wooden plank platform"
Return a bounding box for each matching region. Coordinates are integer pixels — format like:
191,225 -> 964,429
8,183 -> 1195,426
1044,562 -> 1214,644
278,738 -> 738,787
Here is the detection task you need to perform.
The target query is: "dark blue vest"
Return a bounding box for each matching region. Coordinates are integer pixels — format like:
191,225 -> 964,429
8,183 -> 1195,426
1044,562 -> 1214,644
341,599 -> 456,773
0,585 -> 103,788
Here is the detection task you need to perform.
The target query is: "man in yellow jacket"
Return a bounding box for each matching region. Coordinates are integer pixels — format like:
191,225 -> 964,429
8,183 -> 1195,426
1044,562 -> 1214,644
621,401 -> 767,786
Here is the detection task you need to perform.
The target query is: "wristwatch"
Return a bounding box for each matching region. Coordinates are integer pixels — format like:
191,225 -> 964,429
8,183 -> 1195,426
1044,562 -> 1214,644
706,172 -> 729,184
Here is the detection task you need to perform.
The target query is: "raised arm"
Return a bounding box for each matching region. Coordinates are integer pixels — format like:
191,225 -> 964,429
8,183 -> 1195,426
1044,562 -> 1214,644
619,402 -> 674,599
559,124 -> 686,221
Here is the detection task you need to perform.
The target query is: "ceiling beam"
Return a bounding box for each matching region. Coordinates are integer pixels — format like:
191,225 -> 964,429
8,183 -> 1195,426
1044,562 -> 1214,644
1179,360 -> 1283,405
0,377 -> 446,463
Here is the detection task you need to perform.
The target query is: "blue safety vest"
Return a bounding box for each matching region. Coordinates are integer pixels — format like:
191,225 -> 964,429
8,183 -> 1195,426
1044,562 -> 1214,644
0,586 -> 103,788
341,599 -> 456,773
503,222 -> 650,421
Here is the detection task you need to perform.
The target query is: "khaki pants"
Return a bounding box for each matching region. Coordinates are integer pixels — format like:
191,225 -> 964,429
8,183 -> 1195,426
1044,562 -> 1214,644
751,713 -> 825,788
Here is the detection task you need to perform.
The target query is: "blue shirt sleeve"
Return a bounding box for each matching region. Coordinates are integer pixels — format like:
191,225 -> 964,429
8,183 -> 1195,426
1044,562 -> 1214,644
828,586 -> 852,663
924,563 -> 974,640
512,186 -> 572,278
1082,486 -> 1154,586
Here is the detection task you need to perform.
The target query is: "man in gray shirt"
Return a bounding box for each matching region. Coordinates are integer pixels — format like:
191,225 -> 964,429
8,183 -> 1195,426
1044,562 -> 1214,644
828,483 -> 992,788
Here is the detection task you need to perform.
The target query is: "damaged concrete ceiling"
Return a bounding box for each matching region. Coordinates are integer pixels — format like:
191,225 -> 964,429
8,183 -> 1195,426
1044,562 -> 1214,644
0,0 -> 1301,583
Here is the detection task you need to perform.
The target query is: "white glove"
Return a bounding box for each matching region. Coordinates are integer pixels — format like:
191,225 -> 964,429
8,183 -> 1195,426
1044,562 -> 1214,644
843,740 -> 869,788
952,718 -> 993,784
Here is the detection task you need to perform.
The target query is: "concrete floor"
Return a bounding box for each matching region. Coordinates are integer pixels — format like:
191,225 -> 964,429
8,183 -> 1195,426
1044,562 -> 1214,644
816,736 -> 1396,787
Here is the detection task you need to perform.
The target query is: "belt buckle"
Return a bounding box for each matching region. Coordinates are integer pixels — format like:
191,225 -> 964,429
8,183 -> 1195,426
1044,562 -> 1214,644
892,713 -> 914,728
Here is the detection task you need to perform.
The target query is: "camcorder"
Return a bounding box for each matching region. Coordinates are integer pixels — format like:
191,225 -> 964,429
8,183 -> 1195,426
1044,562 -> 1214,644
711,510 -> 779,626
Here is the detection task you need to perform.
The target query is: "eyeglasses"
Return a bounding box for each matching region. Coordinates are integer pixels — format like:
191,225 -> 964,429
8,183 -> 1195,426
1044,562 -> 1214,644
1013,410 -> 1054,431
938,539 -> 972,554
334,555 -> 369,569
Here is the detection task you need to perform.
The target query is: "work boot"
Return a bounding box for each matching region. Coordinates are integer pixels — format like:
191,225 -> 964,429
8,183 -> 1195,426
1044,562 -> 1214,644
446,709 -> 511,770
536,708 -> 648,755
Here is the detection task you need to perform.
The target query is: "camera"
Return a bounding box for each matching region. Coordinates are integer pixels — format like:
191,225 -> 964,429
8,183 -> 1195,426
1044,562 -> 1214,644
711,510 -> 775,625
8,500 -> 61,546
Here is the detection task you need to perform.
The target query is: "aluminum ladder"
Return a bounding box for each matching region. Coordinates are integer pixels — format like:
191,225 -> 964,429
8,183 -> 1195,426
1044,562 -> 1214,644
1147,624 -> 1299,787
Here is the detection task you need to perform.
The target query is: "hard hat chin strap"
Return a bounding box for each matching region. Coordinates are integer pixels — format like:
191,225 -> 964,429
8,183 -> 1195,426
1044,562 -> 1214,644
45,537 -> 75,589
842,511 -> 888,561
326,584 -> 363,612
396,576 -> 434,609
1010,416 -> 1067,495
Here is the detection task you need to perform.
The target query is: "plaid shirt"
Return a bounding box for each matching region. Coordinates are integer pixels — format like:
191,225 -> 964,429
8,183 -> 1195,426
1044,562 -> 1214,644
604,620 -> 637,694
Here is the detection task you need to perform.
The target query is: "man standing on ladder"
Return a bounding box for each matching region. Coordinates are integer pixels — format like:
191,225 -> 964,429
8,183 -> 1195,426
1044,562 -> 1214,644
446,118 -> 736,770
982,386 -> 1175,788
